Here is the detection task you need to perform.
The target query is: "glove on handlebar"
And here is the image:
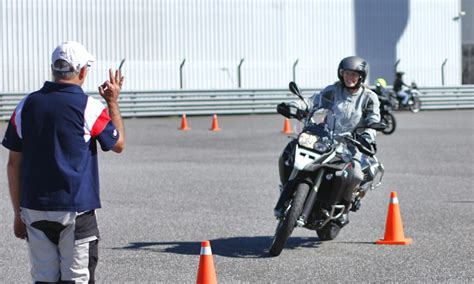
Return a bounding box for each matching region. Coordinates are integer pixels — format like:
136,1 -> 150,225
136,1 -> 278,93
277,102 -> 292,118
361,133 -> 374,143
295,108 -> 308,120
356,133 -> 377,156
276,102 -> 308,120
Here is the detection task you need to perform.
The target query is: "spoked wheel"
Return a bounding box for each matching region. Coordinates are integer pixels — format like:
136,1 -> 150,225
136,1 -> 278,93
381,113 -> 396,134
410,97 -> 421,113
268,183 -> 309,257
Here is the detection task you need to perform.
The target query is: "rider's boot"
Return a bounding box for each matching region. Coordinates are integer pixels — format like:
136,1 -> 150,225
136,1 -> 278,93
351,186 -> 368,212
337,200 -> 352,227
351,196 -> 362,212
337,212 -> 350,227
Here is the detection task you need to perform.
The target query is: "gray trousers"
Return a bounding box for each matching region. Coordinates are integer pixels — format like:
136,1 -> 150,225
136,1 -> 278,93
344,149 -> 365,203
21,208 -> 99,283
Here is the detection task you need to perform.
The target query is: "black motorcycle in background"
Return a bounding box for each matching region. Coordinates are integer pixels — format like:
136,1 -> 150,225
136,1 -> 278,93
269,82 -> 386,257
372,85 -> 396,135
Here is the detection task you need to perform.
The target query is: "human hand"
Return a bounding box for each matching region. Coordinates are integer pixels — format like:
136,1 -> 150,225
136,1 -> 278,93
295,108 -> 308,120
360,133 -> 373,143
277,102 -> 292,118
98,69 -> 124,104
14,215 -> 27,239
357,132 -> 377,156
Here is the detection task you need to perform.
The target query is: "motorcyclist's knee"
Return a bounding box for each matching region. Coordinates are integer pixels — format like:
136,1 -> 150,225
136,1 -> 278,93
353,168 -> 364,185
352,160 -> 364,183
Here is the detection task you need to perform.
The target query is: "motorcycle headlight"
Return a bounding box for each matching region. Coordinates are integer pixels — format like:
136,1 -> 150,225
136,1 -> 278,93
298,132 -> 318,149
298,133 -> 330,153
313,142 -> 330,153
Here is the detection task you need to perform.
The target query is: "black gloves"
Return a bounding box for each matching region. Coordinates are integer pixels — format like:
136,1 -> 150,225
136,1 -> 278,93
276,102 -> 308,120
360,133 -> 373,144
355,133 -> 377,156
295,108 -> 308,120
277,102 -> 292,118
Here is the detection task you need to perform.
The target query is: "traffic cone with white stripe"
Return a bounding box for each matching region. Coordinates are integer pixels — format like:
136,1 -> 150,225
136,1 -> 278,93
376,192 -> 413,245
209,114 -> 221,131
196,241 -> 217,284
179,114 -> 191,131
282,118 -> 292,134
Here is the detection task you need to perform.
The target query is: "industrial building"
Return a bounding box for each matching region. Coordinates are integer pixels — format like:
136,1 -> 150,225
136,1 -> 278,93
1,0 -> 469,93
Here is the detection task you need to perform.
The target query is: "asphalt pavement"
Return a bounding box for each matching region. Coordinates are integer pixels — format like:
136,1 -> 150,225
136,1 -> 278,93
0,110 -> 473,283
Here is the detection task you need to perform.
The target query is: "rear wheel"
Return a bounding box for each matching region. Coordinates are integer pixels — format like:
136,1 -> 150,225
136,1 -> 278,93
268,183 -> 309,257
381,113 -> 396,134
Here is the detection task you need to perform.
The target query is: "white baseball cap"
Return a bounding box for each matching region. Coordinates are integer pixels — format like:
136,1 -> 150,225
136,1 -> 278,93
51,41 -> 95,72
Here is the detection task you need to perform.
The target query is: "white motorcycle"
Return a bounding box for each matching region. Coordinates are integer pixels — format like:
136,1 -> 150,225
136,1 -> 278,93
269,82 -> 386,257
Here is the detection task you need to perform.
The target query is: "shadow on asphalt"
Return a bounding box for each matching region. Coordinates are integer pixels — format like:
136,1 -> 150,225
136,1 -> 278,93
332,241 -> 376,245
113,236 -> 321,258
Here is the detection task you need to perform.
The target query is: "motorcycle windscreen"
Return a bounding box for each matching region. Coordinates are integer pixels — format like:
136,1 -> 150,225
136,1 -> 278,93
317,97 -> 367,135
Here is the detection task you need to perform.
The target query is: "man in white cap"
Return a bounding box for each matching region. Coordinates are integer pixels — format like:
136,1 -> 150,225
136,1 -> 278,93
3,41 -> 125,283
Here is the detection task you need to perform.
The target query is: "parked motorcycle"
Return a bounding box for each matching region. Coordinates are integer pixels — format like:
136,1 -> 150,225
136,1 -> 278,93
269,82 -> 386,257
390,82 -> 422,113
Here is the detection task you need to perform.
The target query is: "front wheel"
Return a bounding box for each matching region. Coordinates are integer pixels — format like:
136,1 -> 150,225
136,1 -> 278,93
410,96 -> 421,113
268,183 -> 309,257
381,113 -> 396,134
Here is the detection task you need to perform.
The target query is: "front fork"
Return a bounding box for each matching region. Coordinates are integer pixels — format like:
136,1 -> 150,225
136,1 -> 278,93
296,169 -> 324,227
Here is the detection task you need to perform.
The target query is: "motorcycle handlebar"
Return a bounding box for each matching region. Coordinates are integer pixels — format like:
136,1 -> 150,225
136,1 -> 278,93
341,135 -> 377,156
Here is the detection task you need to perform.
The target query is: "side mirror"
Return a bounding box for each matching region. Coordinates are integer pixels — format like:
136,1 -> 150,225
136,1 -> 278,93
288,81 -> 309,112
289,81 -> 302,98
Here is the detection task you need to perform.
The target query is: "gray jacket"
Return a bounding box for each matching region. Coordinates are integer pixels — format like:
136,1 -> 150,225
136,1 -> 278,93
294,82 -> 381,141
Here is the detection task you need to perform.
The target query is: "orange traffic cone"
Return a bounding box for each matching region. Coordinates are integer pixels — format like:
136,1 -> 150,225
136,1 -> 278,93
196,241 -> 217,284
376,192 -> 413,245
209,114 -> 221,131
179,114 -> 191,131
282,118 -> 292,134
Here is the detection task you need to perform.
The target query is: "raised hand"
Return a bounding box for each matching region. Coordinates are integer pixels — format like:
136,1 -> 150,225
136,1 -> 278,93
98,69 -> 124,103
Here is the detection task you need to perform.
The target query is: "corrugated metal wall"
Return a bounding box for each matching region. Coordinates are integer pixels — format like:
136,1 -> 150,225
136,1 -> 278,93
397,0 -> 461,86
1,0 -> 461,93
462,0 -> 474,44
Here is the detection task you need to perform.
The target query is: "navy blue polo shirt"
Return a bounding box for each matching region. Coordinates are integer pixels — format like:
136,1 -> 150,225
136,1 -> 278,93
2,81 -> 119,212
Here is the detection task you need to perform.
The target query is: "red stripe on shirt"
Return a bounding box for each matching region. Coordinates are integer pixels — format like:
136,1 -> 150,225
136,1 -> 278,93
90,108 -> 111,138
11,110 -> 17,128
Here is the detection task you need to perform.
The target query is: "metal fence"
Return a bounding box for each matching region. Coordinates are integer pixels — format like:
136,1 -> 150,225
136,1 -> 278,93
1,86 -> 473,121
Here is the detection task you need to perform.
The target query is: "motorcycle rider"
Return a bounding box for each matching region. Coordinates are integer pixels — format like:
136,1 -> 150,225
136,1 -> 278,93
393,71 -> 410,106
373,78 -> 389,99
373,77 -> 393,111
274,56 -> 380,226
